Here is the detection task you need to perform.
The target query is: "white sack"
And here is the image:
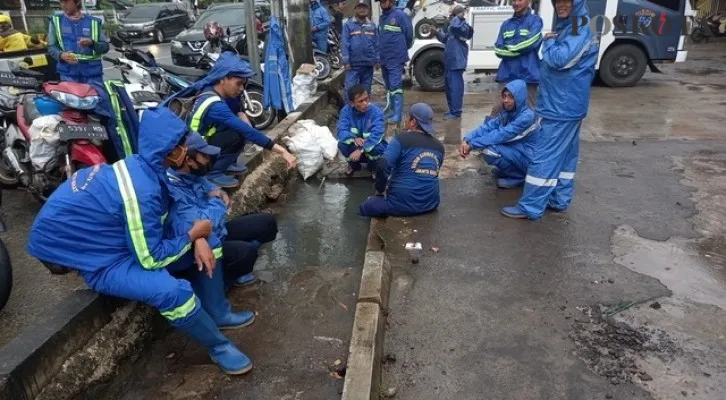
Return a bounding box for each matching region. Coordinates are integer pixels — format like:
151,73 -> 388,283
283,121 -> 324,180
29,115 -> 62,171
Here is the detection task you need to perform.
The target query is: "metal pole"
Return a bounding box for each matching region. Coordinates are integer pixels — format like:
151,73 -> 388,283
286,0 -> 313,74
244,0 -> 262,76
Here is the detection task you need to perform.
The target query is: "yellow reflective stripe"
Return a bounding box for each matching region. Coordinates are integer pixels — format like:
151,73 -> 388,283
161,212 -> 168,223
495,47 -> 518,57
506,32 -> 542,52
189,95 -> 221,137
389,89 -> 403,95
383,25 -> 402,32
364,135 -> 383,152
519,29 -> 529,35
73,54 -> 102,61
350,127 -> 360,134
105,81 -> 133,157
53,16 -> 64,51
91,20 -> 99,57
365,153 -> 382,160
362,131 -> 371,138
502,30 -> 515,38
112,160 -> 191,270
214,247 -> 223,259
205,126 -> 217,138
342,138 -> 355,144
161,295 -> 197,321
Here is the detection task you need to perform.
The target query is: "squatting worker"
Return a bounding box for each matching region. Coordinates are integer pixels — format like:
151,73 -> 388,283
342,0 -> 379,94
437,4 -> 474,120
359,103 -> 445,218
337,84 -> 387,176
378,0 -> 413,125
501,0 -> 598,220
27,108 -> 255,376
492,0 -> 542,117
48,0 -> 109,86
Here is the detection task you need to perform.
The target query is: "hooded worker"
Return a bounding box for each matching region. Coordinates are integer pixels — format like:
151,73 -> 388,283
26,108 -> 255,375
166,52 -> 296,188
378,0 -> 413,125
502,0 -> 598,220
459,79 -> 540,188
342,0 -> 379,94
310,0 -> 331,53
47,0 -> 109,86
0,14 -> 28,53
437,5 -> 474,120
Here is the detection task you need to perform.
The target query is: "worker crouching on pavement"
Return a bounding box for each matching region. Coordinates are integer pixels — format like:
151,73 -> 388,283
342,0 -> 379,94
338,84 -> 387,177
437,5 -> 474,120
459,79 -> 540,189
165,132 -> 279,289
26,108 -> 255,375
359,103 -> 445,218
47,0 -> 109,86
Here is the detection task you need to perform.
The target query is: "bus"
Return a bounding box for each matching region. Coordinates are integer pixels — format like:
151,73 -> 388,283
372,0 -> 696,91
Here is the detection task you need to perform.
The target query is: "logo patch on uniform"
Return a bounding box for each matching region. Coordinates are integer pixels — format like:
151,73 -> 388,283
83,27 -> 91,36
390,18 -> 396,25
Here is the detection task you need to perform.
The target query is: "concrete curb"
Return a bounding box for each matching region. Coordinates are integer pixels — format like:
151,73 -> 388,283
342,218 -> 391,400
0,70 -> 345,400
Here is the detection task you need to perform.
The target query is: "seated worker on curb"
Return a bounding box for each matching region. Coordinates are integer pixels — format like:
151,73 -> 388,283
165,132 -> 279,289
183,52 -> 296,187
26,108 -> 256,376
359,103 -> 445,218
337,84 -> 387,177
459,79 -> 540,189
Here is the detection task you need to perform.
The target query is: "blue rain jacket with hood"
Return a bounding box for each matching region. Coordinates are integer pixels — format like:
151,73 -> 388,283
437,15 -> 473,70
515,0 -> 599,220
463,79 -> 540,185
26,107 -> 192,273
337,103 -> 388,161
378,6 -> 413,66
310,0 -> 330,52
263,17 -> 293,113
342,17 -> 379,67
494,8 -> 543,84
94,80 -> 140,160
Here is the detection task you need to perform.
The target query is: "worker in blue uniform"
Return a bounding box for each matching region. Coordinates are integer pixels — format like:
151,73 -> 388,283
378,0 -> 413,125
359,103 -> 445,217
183,52 -> 297,188
459,79 -> 540,189
492,0 -> 543,116
26,108 -> 255,375
310,0 -> 331,53
342,0 -> 379,94
165,132 -> 279,289
337,84 -> 387,176
501,0 -> 598,220
437,5 -> 474,120
47,0 -> 109,86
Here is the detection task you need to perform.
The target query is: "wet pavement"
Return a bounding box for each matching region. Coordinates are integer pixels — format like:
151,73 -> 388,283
380,40 -> 726,399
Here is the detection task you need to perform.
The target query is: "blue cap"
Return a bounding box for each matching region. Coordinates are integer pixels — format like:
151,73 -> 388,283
409,103 -> 436,135
355,0 -> 370,7
185,131 -> 220,156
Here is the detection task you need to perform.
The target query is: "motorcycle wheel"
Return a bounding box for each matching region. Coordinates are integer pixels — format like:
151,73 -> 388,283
0,238 -> 12,312
690,28 -> 706,43
245,90 -> 277,131
330,52 -> 342,70
31,162 -> 87,204
315,55 -> 332,80
0,131 -> 19,187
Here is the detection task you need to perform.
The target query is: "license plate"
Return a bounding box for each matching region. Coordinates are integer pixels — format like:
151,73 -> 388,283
58,123 -> 108,141
0,72 -> 38,88
131,90 -> 161,103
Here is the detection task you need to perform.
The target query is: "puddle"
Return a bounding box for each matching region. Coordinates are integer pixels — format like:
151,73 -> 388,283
677,68 -> 724,76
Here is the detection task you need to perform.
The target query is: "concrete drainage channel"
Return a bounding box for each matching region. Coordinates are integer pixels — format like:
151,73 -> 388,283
0,72 -> 351,400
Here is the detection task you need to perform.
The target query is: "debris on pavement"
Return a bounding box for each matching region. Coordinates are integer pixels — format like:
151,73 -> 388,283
649,302 -> 662,310
430,246 -> 440,253
383,387 -> 398,398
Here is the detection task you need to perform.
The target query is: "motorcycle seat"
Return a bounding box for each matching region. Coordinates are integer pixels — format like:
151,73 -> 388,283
157,63 -> 207,78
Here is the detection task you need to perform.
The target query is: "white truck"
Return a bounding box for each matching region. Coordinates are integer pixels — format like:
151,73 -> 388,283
372,0 -> 694,91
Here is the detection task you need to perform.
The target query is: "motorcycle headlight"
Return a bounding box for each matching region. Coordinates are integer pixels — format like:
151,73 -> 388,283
50,91 -> 99,110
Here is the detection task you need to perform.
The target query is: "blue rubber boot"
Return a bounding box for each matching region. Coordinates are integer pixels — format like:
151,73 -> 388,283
174,308 -> 253,375
384,92 -> 394,119
387,93 -> 403,125
500,205 -> 529,219
189,261 -> 256,330
208,173 -> 239,188
226,163 -> 248,175
496,178 -> 524,189
235,273 -> 258,287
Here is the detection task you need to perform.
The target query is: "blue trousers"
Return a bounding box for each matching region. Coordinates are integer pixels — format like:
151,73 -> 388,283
358,195 -> 438,218
444,68 -> 464,117
482,142 -> 531,187
208,128 -> 245,173
61,74 -> 103,87
517,118 -> 580,219
345,66 -> 374,94
338,141 -> 386,171
381,63 -> 404,92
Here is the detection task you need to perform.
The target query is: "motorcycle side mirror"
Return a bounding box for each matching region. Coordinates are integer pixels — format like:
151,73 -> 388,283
226,27 -> 231,36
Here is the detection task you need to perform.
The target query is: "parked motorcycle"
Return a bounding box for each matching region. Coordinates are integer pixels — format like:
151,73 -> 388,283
0,69 -> 109,202
690,13 -> 726,43
0,188 -> 11,313
328,26 -> 342,71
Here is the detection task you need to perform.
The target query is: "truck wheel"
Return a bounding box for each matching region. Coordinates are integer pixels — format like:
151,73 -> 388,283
414,49 -> 445,92
599,44 -> 647,87
415,18 -> 437,40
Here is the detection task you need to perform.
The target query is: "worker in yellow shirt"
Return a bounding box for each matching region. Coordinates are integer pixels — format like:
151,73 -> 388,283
0,15 -> 44,53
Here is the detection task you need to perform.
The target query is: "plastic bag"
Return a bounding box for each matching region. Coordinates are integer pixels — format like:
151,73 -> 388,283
293,119 -> 338,160
292,71 -> 318,110
29,115 -> 62,171
283,121 -> 324,180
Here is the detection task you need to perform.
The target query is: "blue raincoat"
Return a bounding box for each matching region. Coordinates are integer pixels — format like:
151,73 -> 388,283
342,17 -> 379,93
494,8 -> 543,84
463,79 -> 540,188
310,0 -> 330,53
26,107 -> 203,327
378,6 -> 413,122
94,80 -> 140,160
263,17 -> 293,113
437,15 -> 474,117
515,0 -> 599,219
337,103 -> 387,170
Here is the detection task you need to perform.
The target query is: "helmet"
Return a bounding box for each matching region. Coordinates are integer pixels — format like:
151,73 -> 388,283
203,21 -> 225,42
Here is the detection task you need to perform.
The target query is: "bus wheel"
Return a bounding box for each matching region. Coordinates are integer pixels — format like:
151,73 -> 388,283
414,49 -> 446,92
599,44 -> 647,87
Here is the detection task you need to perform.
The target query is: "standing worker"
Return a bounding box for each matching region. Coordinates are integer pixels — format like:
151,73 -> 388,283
437,5 -> 473,120
310,0 -> 331,53
492,0 -> 542,117
378,0 -> 413,125
47,0 -> 109,86
501,0 -> 598,220
342,0 -> 379,94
